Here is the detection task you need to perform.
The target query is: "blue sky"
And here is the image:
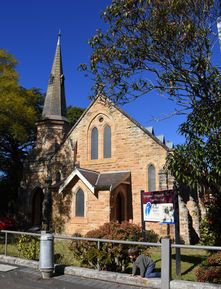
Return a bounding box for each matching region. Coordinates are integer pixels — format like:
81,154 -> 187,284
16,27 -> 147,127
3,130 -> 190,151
1,0 -> 220,145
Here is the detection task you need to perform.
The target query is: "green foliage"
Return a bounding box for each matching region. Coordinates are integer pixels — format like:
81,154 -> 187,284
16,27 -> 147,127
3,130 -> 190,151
52,192 -> 72,234
199,217 -> 220,246
67,106 -> 84,126
17,235 -> 40,260
84,0 -> 217,105
195,251 -> 221,284
168,135 -> 221,245
0,49 -> 43,214
69,222 -> 159,272
52,216 -> 65,234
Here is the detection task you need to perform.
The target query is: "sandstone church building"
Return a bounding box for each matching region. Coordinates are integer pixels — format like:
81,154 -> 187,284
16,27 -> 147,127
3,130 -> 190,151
21,34 -> 204,244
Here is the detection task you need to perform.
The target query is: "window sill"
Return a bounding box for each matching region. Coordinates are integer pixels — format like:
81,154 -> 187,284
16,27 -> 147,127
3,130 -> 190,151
87,157 -> 116,164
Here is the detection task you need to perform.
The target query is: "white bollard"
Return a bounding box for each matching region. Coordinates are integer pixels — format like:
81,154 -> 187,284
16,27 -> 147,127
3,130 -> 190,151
39,232 -> 54,279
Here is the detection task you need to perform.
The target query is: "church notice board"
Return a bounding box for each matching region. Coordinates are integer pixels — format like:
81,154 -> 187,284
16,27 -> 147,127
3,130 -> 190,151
141,190 -> 175,224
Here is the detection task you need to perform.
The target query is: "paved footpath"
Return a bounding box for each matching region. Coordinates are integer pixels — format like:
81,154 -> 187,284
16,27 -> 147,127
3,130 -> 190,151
0,264 -> 148,289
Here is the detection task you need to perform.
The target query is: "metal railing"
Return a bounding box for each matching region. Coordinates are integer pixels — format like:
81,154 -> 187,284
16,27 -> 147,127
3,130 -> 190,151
1,229 -> 221,289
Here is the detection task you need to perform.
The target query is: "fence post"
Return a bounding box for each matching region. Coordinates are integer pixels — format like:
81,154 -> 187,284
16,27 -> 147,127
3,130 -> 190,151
97,241 -> 100,271
4,232 -> 8,256
161,238 -> 171,289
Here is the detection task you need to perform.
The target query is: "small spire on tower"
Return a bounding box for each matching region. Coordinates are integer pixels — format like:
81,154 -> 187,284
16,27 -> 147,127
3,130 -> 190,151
42,33 -> 68,121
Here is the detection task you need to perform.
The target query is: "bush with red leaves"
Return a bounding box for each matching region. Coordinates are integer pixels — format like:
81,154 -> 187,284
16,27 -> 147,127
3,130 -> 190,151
0,216 -> 17,230
69,221 -> 159,272
195,251 -> 221,284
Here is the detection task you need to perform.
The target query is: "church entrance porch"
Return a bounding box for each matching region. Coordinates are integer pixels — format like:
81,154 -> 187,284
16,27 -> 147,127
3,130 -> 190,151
55,167 -> 132,235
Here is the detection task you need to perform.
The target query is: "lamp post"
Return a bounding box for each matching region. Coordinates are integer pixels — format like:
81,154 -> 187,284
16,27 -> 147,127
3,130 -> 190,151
39,175 -> 54,279
42,176 -> 52,232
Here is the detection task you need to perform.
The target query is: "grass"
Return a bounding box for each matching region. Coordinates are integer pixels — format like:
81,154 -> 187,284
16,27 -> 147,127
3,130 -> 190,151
0,235 -> 208,282
150,247 -> 208,281
54,239 -> 80,266
0,234 -> 20,257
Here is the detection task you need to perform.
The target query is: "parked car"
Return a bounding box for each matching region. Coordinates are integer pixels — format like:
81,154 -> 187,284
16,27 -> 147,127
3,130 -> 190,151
0,216 -> 18,231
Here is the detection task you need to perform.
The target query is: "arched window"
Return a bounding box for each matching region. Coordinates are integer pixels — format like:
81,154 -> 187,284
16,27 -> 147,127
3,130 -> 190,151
104,125 -> 111,158
75,189 -> 84,217
91,127 -> 98,159
148,164 -> 156,192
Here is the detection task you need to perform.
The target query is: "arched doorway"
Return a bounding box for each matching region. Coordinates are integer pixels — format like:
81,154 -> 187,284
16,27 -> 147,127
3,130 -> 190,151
116,192 -> 125,223
32,188 -> 44,227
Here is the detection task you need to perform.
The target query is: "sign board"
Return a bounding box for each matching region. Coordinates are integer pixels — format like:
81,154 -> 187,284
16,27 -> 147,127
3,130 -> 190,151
141,190 -> 175,224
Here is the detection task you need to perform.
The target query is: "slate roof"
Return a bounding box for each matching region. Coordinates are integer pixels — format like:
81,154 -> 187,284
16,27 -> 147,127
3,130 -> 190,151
42,32 -> 68,122
58,167 -> 131,194
96,171 -> 131,191
78,168 -> 100,186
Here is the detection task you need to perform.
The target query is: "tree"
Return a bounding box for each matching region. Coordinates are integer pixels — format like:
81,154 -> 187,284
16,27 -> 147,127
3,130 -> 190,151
167,95 -> 221,244
85,0 -> 219,107
84,0 -> 221,244
67,106 -> 85,126
0,49 -> 43,214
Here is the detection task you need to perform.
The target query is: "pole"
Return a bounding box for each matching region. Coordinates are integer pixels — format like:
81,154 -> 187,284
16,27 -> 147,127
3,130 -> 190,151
140,190 -> 146,240
4,232 -> 8,256
97,240 -> 101,271
42,176 -> 52,232
174,182 -> 181,276
161,238 -> 171,289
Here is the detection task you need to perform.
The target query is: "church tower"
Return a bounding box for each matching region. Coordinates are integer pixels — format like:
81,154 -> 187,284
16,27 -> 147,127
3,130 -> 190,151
36,32 -> 69,155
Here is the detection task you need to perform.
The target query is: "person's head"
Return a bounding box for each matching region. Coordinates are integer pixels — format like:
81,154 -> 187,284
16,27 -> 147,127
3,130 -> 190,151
128,248 -> 139,260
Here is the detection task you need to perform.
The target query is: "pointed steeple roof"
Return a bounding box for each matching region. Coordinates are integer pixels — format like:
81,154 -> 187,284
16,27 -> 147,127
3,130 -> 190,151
42,32 -> 68,121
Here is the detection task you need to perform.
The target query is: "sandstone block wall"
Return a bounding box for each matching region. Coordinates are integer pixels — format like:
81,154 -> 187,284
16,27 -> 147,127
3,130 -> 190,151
63,180 -> 111,235
59,98 -> 171,235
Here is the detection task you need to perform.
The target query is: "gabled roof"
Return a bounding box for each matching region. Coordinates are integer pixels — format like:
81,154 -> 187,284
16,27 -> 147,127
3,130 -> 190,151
63,95 -> 171,151
95,171 -> 131,191
58,167 -> 131,194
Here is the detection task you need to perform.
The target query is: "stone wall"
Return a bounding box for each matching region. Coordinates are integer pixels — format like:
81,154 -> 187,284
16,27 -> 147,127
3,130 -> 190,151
63,180 -> 111,235
58,97 -> 172,236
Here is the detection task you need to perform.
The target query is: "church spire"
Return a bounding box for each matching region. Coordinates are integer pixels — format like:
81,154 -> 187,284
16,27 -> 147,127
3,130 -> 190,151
42,32 -> 68,121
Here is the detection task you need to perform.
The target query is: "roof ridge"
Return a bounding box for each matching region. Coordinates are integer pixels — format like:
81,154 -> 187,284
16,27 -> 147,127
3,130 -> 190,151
95,173 -> 101,186
78,167 -> 100,175
101,170 -> 131,174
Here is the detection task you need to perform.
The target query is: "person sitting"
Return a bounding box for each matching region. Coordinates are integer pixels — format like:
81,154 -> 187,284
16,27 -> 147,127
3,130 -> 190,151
128,247 -> 161,278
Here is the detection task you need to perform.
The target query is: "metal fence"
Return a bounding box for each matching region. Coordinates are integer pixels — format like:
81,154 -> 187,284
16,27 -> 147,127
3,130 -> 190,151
0,229 -> 221,289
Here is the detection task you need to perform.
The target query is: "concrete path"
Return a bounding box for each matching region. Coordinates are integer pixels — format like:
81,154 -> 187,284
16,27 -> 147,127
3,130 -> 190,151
0,263 -> 149,289
0,255 -> 220,289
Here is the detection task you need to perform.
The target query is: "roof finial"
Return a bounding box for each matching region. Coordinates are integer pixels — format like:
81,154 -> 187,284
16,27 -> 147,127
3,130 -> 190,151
57,30 -> 61,46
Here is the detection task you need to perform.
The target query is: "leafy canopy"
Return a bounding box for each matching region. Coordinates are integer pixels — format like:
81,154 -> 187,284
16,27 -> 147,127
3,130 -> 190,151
84,0 -> 218,108
67,106 -> 85,126
0,49 -> 43,214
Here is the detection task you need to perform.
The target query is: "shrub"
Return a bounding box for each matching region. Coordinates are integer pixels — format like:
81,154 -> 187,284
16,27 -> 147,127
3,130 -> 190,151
0,216 -> 17,230
199,217 -> 219,246
195,251 -> 221,284
17,235 -> 40,260
69,221 -> 159,272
